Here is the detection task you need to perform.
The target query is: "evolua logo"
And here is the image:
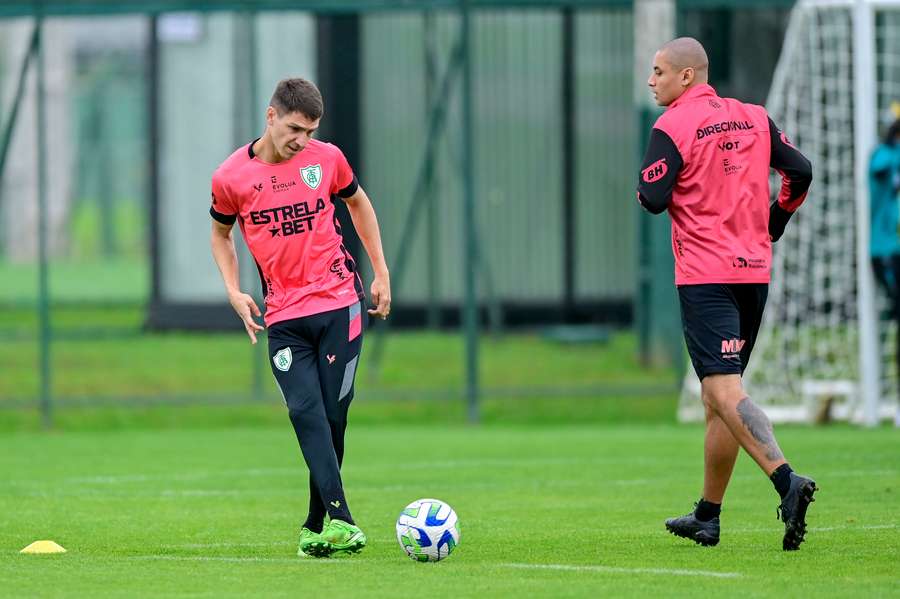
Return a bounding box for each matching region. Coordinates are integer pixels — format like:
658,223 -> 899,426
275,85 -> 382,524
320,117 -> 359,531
642,158 -> 668,183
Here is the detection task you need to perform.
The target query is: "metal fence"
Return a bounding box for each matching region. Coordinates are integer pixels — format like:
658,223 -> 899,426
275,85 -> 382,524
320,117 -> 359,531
0,0 -> 793,422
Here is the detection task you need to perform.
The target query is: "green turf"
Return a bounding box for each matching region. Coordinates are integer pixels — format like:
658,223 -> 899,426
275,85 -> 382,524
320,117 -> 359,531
0,320 -> 677,408
0,259 -> 148,304
1,424 -> 897,598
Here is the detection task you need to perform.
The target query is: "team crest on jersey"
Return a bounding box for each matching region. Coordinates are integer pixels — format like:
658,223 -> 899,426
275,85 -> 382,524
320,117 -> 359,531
273,347 -> 292,372
300,164 -> 322,190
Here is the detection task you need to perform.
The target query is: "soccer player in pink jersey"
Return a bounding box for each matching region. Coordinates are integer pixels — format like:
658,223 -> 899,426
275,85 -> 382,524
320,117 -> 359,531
636,38 -> 816,550
209,78 -> 391,558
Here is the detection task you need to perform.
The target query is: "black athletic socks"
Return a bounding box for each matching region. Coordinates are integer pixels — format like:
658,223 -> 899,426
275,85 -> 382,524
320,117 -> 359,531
304,499 -> 354,531
329,507 -> 354,525
304,495 -> 354,530
771,463 -> 794,499
303,518 -> 324,534
695,498 -> 722,522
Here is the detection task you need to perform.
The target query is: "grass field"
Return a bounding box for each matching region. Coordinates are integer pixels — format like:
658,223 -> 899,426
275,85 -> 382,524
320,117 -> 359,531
2,423 -> 898,598
2,306 -> 897,597
0,305 -> 678,428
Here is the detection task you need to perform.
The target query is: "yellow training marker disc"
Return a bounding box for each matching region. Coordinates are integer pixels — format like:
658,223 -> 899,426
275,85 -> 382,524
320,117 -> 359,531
20,540 -> 67,554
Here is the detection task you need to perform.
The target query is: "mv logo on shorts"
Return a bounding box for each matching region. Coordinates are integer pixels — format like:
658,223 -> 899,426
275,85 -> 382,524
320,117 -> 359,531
300,164 -> 322,190
721,338 -> 746,357
273,347 -> 292,371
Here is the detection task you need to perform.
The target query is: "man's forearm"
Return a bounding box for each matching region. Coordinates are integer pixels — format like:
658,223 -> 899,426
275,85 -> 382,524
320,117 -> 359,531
347,196 -> 389,277
210,231 -> 242,294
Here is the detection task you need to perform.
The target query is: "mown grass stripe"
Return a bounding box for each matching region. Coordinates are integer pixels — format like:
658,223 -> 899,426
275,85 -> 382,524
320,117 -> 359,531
501,563 -> 742,579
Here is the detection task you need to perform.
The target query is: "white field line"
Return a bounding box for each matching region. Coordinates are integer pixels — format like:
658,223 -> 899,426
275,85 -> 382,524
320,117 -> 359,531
130,555 -> 355,564
64,467 -> 299,485
15,478 -> 658,499
159,538 -> 395,551
501,563 -> 741,579
729,523 -> 897,533
158,489 -> 270,497
160,542 -> 294,549
46,457 -> 677,486
58,465 -> 899,486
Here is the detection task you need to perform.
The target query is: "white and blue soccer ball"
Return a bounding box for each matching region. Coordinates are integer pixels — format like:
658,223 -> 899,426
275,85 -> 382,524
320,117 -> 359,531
395,498 -> 460,562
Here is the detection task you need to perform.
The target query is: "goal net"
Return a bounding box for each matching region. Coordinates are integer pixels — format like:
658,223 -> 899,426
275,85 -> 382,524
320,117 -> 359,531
679,0 -> 900,424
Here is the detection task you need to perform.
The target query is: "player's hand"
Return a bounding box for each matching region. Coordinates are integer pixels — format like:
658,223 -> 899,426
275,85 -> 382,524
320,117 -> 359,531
228,291 -> 264,344
368,274 -> 391,320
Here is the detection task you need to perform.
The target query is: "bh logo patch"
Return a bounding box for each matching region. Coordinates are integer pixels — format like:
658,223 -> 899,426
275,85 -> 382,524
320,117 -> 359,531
300,164 -> 322,190
642,158 -> 668,183
273,347 -> 292,372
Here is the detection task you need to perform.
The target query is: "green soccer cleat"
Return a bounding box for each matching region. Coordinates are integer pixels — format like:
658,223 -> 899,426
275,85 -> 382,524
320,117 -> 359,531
317,519 -> 368,557
297,527 -> 323,558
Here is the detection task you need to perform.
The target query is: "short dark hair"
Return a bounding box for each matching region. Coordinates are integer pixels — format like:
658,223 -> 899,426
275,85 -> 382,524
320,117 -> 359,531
885,118 -> 900,146
270,78 -> 324,120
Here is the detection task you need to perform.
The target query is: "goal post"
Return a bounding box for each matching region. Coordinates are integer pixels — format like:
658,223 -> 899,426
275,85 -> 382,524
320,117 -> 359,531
678,0 -> 900,425
854,0 -> 880,427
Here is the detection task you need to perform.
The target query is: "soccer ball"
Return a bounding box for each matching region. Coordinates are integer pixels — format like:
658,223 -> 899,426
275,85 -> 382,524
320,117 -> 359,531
395,498 -> 460,562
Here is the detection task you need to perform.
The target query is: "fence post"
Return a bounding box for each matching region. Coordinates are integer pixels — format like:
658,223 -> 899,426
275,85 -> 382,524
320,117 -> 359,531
460,0 -> 479,423
36,14 -> 53,428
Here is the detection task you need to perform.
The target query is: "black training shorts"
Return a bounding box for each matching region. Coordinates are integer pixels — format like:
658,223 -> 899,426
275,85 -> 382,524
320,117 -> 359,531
267,301 -> 366,417
678,283 -> 768,380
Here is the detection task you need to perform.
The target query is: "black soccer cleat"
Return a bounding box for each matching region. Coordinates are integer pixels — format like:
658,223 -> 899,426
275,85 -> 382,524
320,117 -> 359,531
665,507 -> 720,547
777,473 -> 818,551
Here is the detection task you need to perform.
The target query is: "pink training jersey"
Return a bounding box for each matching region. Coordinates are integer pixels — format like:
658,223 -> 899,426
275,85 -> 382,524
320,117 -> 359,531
636,84 -> 811,285
210,138 -> 364,326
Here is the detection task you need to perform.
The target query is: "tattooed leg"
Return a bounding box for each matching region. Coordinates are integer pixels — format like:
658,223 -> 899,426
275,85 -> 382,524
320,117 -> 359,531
703,374 -> 788,476
736,397 -> 785,463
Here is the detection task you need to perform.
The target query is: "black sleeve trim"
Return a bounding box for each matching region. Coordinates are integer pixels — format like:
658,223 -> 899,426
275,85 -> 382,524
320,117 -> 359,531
768,117 -> 812,210
210,206 -> 237,225
247,138 -> 261,159
337,175 -> 359,199
768,201 -> 793,243
636,128 -> 683,215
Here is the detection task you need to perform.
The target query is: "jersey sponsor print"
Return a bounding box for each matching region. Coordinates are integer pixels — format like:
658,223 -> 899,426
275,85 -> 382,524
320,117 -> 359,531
636,84 -> 811,285
210,139 -> 364,326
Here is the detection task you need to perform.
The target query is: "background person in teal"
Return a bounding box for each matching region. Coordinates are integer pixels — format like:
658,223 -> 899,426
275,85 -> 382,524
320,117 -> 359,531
869,117 -> 900,409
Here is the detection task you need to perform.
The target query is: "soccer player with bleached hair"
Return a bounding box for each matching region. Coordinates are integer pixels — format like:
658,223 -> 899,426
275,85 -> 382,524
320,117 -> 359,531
210,78 -> 391,558
636,38 -> 816,550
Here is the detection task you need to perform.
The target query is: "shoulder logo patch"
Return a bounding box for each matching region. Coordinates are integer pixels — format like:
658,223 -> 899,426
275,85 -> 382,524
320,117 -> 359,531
300,164 -> 322,190
642,158 -> 668,183
273,347 -> 292,372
